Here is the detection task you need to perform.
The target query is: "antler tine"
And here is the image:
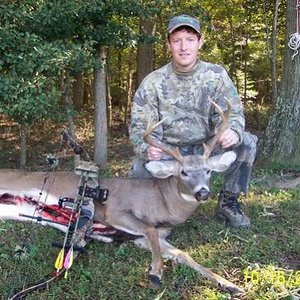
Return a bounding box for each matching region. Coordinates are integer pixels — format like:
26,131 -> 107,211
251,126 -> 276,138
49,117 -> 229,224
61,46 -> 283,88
203,98 -> 231,159
143,117 -> 184,164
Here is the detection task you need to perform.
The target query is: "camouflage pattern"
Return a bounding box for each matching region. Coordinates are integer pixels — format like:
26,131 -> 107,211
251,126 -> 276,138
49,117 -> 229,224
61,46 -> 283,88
219,131 -> 258,193
129,58 -> 258,195
129,59 -> 245,159
168,14 -> 201,34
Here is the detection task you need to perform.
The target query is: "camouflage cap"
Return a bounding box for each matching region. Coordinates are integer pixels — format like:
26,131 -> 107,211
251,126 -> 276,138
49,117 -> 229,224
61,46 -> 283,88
168,14 -> 201,34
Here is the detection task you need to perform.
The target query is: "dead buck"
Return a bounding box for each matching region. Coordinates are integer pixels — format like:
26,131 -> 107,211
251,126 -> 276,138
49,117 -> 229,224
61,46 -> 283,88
0,102 -> 245,295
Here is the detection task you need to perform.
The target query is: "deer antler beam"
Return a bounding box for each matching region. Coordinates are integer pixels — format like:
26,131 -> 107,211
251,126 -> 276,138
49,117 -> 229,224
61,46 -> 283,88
143,117 -> 184,163
203,98 -> 232,159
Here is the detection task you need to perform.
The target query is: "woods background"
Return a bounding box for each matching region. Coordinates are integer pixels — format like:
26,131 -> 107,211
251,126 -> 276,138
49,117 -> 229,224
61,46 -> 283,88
0,0 -> 299,170
1,2 -> 300,299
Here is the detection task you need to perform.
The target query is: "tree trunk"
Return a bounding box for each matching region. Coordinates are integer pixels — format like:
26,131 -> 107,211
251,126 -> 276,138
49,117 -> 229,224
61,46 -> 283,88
271,0 -> 280,102
83,74 -> 92,105
106,47 -> 112,128
72,73 -> 84,109
263,0 -> 300,166
124,61 -> 134,126
93,46 -> 107,169
107,72 -> 112,128
136,18 -> 155,87
224,2 -> 238,88
63,72 -> 80,166
19,124 -> 28,168
243,32 -> 249,100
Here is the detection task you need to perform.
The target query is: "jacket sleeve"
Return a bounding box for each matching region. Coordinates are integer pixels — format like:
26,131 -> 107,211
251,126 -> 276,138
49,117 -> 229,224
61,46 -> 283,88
214,68 -> 245,143
129,76 -> 162,158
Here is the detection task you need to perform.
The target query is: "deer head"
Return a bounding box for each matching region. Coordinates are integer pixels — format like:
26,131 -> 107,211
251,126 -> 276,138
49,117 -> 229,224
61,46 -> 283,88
143,100 -> 237,202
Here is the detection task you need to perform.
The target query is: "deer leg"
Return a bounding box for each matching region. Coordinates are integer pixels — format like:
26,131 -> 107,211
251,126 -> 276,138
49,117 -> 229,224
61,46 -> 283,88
145,227 -> 164,287
159,239 -> 245,295
107,213 -> 164,286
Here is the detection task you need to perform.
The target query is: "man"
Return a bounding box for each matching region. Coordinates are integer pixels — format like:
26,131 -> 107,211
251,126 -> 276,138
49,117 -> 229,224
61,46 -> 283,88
129,14 -> 257,228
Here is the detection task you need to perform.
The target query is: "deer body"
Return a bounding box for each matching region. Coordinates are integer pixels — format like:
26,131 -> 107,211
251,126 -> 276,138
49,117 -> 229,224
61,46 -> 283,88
0,169 -> 198,228
102,176 -> 199,228
0,151 -> 243,295
0,101 -> 245,295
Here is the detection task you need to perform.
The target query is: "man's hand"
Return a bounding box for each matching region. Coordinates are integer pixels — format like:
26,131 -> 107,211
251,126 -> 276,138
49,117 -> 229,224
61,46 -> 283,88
218,128 -> 239,149
147,146 -> 163,160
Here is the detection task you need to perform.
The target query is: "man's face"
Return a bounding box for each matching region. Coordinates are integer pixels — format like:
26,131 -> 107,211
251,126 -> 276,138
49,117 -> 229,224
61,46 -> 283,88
168,29 -> 203,71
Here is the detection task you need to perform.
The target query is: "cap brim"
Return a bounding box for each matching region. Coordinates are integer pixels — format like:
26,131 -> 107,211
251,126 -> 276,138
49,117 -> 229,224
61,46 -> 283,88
169,23 -> 200,34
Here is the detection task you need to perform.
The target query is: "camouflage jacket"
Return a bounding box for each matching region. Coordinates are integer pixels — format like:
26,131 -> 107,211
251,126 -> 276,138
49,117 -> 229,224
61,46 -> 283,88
129,59 -> 245,158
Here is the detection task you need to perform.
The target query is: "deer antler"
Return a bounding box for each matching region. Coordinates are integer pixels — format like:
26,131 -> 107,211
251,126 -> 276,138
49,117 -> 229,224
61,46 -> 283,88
143,118 -> 184,163
203,99 -> 231,159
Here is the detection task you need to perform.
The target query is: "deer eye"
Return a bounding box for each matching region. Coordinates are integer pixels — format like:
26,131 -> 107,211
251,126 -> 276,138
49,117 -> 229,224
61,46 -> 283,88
206,169 -> 211,175
181,170 -> 188,176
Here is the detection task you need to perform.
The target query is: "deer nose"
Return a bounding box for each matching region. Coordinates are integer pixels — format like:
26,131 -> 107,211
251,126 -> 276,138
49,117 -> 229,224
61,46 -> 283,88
195,188 -> 210,202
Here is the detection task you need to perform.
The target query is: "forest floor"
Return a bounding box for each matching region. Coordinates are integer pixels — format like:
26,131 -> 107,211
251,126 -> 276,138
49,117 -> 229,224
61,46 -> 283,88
0,109 -> 134,176
1,110 -> 300,300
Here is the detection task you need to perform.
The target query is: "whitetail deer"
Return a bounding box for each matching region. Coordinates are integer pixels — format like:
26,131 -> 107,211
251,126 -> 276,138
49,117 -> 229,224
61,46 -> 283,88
0,102 -> 245,295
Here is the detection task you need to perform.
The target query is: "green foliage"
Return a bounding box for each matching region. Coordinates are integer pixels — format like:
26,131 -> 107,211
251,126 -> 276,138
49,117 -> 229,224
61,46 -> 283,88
0,29 -> 61,124
0,0 -> 288,132
0,0 -> 158,127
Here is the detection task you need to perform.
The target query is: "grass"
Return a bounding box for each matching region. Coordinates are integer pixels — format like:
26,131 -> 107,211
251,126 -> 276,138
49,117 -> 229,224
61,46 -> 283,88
1,177 -> 300,300
1,114 -> 300,299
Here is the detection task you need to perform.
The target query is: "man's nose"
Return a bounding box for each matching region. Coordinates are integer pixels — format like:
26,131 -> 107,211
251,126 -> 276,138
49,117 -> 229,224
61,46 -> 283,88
181,40 -> 187,50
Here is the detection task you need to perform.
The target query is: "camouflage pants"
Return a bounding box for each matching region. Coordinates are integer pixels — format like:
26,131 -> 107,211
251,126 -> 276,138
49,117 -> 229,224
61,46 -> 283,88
128,132 -> 258,194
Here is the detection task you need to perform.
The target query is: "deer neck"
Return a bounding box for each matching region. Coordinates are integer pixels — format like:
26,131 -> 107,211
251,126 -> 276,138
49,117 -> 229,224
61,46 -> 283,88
156,177 -> 199,225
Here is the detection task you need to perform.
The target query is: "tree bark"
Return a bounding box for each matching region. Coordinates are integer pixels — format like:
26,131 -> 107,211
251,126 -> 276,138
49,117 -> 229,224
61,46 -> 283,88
271,0 -> 280,102
19,124 -> 27,168
107,72 -> 112,128
124,60 -> 134,126
72,73 -> 84,109
83,74 -> 92,105
136,18 -> 155,87
263,0 -> 300,166
93,46 -> 107,169
63,72 -> 80,166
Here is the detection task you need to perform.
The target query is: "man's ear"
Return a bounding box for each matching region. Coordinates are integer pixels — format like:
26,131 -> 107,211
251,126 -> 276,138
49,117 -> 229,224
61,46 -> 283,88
198,34 -> 205,49
144,160 -> 178,179
207,151 -> 237,173
167,40 -> 171,52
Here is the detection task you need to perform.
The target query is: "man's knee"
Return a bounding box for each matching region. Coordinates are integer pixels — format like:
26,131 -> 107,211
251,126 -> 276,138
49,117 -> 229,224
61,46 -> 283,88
236,132 -> 258,164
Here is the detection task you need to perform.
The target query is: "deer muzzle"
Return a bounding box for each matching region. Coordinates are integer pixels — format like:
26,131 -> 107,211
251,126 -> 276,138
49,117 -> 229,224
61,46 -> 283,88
194,188 -> 210,202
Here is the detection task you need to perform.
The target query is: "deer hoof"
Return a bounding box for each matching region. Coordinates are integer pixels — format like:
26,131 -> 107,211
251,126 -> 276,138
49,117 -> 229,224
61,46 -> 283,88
149,274 -> 161,288
219,281 -> 245,295
227,285 -> 245,295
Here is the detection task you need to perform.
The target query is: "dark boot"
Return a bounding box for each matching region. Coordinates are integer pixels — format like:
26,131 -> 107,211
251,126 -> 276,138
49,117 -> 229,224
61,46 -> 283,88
216,191 -> 250,228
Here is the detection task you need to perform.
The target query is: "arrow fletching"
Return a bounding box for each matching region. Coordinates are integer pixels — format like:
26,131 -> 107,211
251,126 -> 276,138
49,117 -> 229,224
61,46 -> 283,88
54,249 -> 65,272
63,247 -> 74,279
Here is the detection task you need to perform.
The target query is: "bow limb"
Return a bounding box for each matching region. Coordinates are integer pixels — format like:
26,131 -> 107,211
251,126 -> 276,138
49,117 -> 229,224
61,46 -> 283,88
8,240 -> 87,300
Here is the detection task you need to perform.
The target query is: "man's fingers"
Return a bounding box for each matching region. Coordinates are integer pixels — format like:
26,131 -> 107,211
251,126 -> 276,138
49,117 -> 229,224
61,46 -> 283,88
147,146 -> 163,160
219,129 -> 239,148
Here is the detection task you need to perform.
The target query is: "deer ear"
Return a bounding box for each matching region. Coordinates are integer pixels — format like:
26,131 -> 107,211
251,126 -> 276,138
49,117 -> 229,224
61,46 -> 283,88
207,151 -> 237,172
144,161 -> 178,179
